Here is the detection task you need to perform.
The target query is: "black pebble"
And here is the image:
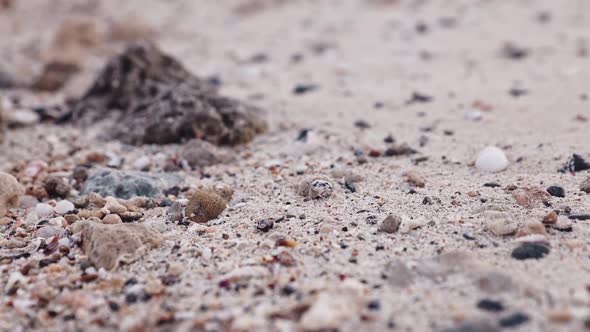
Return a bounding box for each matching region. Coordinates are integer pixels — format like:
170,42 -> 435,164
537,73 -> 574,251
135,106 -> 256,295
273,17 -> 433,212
559,154 -> 590,173
511,243 -> 549,260
483,182 -> 501,188
367,299 -> 381,311
296,128 -> 310,142
406,91 -> 433,104
293,84 -> 318,95
568,214 -> 590,221
256,219 -> 274,232
463,233 -> 476,241
477,299 -> 504,312
499,312 -> 529,328
546,186 -> 565,197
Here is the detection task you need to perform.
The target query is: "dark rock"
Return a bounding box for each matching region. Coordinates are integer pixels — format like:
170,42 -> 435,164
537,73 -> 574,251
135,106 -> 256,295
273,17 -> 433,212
501,43 -> 529,60
406,91 -> 433,104
354,120 -> 371,129
511,243 -> 550,260
81,169 -> 182,199
499,312 -> 529,328
559,154 -> 590,173
508,87 -> 528,98
380,215 -> 402,233
476,299 -> 504,312
166,201 -> 184,223
43,176 -> 71,198
70,42 -> 266,145
256,219 -> 274,232
483,182 -> 501,188
292,84 -> 318,95
383,143 -> 417,157
546,186 -> 565,198
568,214 -> 590,221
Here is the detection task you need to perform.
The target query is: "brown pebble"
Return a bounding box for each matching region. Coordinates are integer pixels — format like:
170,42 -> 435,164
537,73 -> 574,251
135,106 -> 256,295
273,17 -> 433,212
547,309 -> 572,323
185,189 -> 227,223
542,211 -> 558,225
511,187 -> 550,208
404,170 -> 426,188
467,191 -> 479,197
516,220 -> 547,237
102,214 -> 122,224
580,177 -> 590,194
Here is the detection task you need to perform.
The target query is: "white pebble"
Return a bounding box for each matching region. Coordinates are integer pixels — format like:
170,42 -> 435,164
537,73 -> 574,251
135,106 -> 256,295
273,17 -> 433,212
35,203 -> 54,217
54,200 -> 75,215
133,156 -> 151,170
475,146 -> 509,173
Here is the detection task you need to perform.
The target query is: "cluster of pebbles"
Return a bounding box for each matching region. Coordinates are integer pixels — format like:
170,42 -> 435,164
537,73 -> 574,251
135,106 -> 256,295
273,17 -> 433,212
1,1 -> 590,332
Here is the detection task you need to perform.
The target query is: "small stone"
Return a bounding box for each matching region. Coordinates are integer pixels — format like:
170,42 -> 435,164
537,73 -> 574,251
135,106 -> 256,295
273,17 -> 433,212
559,154 -> 590,173
383,143 -> 417,157
185,189 -> 227,223
133,156 -> 151,170
542,211 -> 558,225
380,215 -> 402,233
547,309 -> 572,323
36,225 -> 58,239
511,243 -> 550,260
69,220 -> 164,270
43,176 -> 71,198
35,203 -> 54,217
0,172 -> 24,217
476,299 -> 504,312
516,220 -> 547,237
440,320 -> 500,332
102,214 -> 122,224
579,177 -> 590,193
484,211 -> 517,236
300,280 -> 366,331
166,201 -> 184,222
81,169 -> 182,199
475,146 -> 509,173
55,200 -> 75,215
404,170 -> 426,188
104,197 -> 127,214
511,187 -> 550,208
256,219 -> 274,232
298,178 -> 333,199
499,312 -> 529,328
546,186 -> 565,198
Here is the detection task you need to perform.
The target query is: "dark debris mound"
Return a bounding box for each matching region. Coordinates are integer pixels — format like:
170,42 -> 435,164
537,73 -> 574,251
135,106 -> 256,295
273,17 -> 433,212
69,41 -> 267,145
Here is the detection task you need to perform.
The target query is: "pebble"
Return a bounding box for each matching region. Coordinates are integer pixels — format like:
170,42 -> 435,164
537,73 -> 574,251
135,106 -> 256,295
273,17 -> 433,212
516,220 -> 547,237
546,186 -> 565,198
380,215 -> 402,233
35,203 -> 54,217
298,178 -> 334,199
475,146 -> 509,173
133,156 -> 151,170
300,280 -> 366,330
36,225 -> 58,238
477,299 -> 504,312
559,154 -> 590,173
499,312 -> 529,328
440,320 -> 499,332
81,169 -> 182,199
43,176 -> 71,198
69,220 -> 164,270
404,170 -> 426,188
484,211 -> 517,236
0,172 -> 25,217
104,197 -> 128,214
185,189 -> 227,223
511,243 -> 550,260
256,219 -> 274,232
580,177 -> 590,193
511,187 -> 550,208
102,214 -> 122,224
54,200 -> 75,215
166,201 -> 184,222
542,211 -> 558,225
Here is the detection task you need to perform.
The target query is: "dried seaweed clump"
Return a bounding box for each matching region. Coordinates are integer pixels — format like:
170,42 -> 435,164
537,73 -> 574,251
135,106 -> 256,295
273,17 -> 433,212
70,41 -> 267,145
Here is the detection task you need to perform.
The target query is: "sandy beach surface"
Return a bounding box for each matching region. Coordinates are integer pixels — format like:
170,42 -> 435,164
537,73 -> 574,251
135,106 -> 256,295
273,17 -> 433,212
1,1 -> 589,331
